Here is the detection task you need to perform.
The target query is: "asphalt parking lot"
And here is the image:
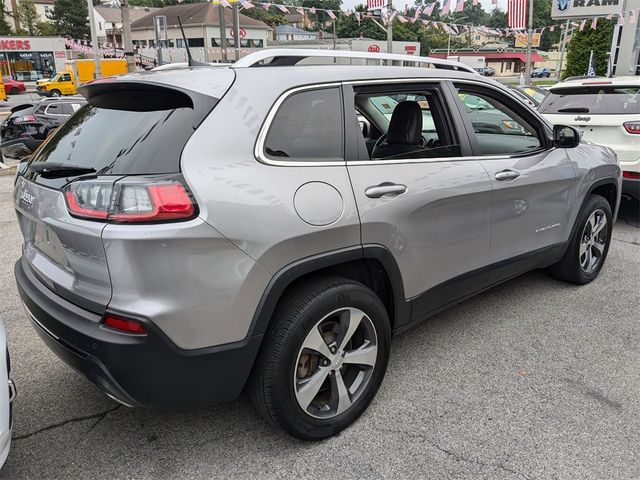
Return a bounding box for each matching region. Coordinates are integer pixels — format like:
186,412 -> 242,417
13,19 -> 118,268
0,174 -> 638,479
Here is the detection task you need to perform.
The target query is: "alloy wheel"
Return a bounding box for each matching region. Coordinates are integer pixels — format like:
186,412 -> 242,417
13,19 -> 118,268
293,307 -> 378,419
580,209 -> 608,274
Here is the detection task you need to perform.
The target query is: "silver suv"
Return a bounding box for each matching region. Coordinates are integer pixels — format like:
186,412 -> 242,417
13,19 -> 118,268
14,51 -> 621,440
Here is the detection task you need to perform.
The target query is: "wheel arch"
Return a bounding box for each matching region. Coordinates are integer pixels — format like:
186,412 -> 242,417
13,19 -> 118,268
247,245 -> 409,340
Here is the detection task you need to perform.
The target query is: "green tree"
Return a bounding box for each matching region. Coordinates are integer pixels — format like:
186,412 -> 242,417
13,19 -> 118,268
301,0 -> 341,32
336,6 -> 386,40
241,6 -> 286,29
531,0 -> 560,50
17,0 -> 38,35
564,18 -> 613,78
0,3 -> 13,35
35,20 -> 57,36
488,7 -> 506,28
49,0 -> 89,38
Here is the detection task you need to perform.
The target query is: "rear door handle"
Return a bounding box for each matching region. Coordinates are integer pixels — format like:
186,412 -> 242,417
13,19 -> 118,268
494,170 -> 520,181
365,183 -> 407,198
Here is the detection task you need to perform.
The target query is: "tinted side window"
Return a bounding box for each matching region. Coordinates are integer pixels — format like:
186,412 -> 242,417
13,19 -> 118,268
264,88 -> 343,161
457,88 -> 542,156
46,103 -> 64,115
60,74 -> 71,82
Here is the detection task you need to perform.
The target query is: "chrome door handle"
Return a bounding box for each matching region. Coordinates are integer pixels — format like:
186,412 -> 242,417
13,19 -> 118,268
494,170 -> 520,181
365,183 -> 407,198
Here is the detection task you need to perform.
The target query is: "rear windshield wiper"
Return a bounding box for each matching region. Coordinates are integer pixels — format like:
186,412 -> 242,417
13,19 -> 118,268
557,107 -> 590,113
28,162 -> 96,178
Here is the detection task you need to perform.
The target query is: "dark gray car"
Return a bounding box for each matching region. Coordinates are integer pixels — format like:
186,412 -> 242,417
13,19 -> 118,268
13,50 -> 621,440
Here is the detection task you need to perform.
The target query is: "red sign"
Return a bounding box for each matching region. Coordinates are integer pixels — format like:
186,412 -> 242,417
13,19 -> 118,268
404,45 -> 417,55
55,51 -> 66,58
0,39 -> 32,51
368,44 -> 381,53
229,28 -> 247,38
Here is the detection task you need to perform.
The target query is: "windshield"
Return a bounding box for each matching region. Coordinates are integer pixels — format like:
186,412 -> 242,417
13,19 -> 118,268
369,94 -> 436,132
539,86 -> 640,114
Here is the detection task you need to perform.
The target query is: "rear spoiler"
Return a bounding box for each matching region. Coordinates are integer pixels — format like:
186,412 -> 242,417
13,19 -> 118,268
10,103 -> 33,114
78,80 -> 217,129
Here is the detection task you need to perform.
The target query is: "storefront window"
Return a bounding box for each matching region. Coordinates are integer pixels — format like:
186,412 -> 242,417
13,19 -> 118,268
0,51 -> 55,80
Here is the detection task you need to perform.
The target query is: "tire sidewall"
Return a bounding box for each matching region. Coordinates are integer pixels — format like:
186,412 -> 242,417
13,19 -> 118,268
272,283 -> 390,440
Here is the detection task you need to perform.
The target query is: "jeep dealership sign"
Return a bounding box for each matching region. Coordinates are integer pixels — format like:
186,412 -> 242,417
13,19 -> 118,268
551,0 -> 623,19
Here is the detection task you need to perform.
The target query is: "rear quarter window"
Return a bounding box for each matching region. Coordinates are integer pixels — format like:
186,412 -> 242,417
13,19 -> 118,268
540,86 -> 640,115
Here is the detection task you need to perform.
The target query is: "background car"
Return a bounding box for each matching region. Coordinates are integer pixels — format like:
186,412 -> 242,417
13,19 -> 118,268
539,76 -> 639,200
0,320 -> 15,468
2,77 -> 25,96
509,85 -> 550,108
532,67 -> 551,78
474,66 -> 495,76
0,97 -> 86,159
14,71 -> 43,82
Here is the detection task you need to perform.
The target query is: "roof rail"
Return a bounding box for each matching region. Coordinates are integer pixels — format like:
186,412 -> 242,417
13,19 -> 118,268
233,49 -> 479,74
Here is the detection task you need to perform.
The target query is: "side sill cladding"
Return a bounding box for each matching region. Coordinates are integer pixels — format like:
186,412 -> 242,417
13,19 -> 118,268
246,245 -> 411,339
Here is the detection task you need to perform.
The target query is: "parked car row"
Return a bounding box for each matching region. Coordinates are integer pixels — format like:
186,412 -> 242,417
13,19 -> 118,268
0,97 -> 87,160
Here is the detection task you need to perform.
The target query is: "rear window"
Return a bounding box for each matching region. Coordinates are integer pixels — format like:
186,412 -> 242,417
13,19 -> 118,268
27,87 -> 213,178
539,86 -> 640,115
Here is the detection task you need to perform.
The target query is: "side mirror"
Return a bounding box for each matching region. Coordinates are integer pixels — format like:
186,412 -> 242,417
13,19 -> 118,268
554,125 -> 581,149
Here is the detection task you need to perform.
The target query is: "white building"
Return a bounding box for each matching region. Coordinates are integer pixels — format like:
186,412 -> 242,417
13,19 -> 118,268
93,6 -> 159,44
275,25 -> 317,42
131,2 -> 270,63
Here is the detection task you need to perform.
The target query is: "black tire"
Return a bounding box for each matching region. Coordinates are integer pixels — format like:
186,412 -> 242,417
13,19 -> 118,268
248,276 -> 391,440
9,87 -> 19,95
50,89 -> 61,97
549,194 -> 613,284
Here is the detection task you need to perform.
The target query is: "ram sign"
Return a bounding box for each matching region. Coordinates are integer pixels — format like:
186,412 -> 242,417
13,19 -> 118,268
551,0 -> 623,19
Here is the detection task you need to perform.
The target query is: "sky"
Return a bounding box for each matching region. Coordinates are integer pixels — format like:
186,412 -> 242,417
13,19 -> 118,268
340,0 -> 509,16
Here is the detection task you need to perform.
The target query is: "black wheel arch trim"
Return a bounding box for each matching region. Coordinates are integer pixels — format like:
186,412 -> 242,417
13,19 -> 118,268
246,244 -> 410,339
564,177 -> 619,256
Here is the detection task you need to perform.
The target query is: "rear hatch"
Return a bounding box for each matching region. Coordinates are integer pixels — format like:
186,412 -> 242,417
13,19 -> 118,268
539,83 -> 640,164
14,73 -> 229,314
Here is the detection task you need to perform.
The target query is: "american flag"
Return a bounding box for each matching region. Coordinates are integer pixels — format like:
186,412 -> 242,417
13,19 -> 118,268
367,0 -> 386,9
507,0 -> 527,29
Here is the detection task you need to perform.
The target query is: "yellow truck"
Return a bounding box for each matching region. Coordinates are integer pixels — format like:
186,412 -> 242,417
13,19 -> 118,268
36,59 -> 128,97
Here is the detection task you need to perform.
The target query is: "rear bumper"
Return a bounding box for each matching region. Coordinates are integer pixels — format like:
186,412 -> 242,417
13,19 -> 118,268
622,178 -> 640,200
15,257 -> 263,408
0,137 -> 39,159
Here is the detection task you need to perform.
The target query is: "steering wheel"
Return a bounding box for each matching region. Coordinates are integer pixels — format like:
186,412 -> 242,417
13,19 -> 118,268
372,134 -> 386,154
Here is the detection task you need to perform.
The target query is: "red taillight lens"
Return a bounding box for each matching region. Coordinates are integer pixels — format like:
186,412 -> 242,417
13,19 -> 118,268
623,122 -> 640,134
109,183 -> 195,222
64,177 -> 196,223
103,315 -> 148,335
623,171 -> 640,179
14,114 -> 37,124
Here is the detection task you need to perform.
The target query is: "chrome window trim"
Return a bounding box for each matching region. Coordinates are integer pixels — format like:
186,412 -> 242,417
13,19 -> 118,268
254,82 -> 346,167
255,78 -> 554,168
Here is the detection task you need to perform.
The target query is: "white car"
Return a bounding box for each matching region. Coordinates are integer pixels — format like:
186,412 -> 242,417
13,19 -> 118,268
0,321 -> 14,468
539,76 -> 640,200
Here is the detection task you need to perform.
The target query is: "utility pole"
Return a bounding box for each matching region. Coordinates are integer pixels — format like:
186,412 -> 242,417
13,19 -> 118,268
121,0 -> 135,72
219,4 -> 228,63
556,19 -> 570,80
524,0 -> 534,83
87,0 -> 101,79
154,15 -> 166,66
232,2 -> 241,61
386,0 -> 393,55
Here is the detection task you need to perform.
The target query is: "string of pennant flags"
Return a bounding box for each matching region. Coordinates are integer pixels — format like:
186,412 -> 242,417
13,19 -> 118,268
65,1 -> 640,54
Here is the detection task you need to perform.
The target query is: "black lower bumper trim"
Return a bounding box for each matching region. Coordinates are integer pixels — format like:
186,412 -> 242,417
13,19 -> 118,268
15,258 -> 263,408
622,178 -> 639,200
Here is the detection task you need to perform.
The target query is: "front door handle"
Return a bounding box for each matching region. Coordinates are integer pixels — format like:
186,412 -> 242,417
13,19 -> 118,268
365,183 -> 407,198
494,170 -> 520,181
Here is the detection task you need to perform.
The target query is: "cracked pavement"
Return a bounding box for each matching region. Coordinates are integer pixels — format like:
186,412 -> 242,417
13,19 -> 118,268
0,176 -> 639,479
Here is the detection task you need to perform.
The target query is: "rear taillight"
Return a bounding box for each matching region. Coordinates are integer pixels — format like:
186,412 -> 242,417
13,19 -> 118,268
14,114 -> 36,124
623,122 -> 640,134
623,171 -> 640,179
102,314 -> 148,335
64,176 -> 197,223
